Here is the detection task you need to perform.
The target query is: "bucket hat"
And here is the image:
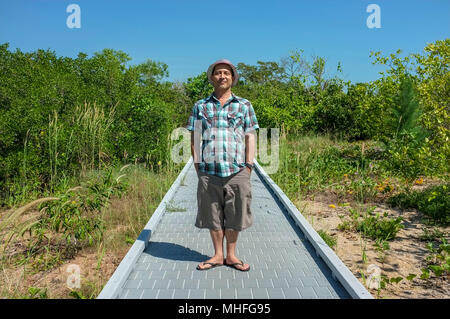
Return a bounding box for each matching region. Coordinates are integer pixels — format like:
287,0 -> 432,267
207,59 -> 239,87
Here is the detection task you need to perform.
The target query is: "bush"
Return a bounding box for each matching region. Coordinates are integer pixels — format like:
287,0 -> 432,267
338,207 -> 404,241
0,43 -> 188,206
421,238 -> 450,279
110,95 -> 173,166
8,166 -> 131,271
378,76 -> 431,178
356,211 -> 404,241
388,183 -> 450,226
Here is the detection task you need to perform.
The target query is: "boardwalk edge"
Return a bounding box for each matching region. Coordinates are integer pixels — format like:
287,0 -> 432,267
97,158 -> 194,299
254,160 -> 374,299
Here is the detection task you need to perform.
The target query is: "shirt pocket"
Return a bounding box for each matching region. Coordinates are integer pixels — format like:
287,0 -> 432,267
227,111 -> 244,128
199,110 -> 214,128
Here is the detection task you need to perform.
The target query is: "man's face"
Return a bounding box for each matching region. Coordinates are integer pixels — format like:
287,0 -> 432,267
211,64 -> 234,90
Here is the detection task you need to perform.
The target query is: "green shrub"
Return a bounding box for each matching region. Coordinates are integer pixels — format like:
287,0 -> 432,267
0,43 -> 187,206
25,287 -> 48,299
356,211 -> 404,241
388,183 -> 450,225
110,95 -> 173,166
338,207 -> 404,241
378,76 -> 431,179
421,238 -> 450,278
419,227 -> 445,242
8,166 -> 131,272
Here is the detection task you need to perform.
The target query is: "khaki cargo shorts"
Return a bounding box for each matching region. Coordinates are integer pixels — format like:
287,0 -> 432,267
196,168 -> 253,231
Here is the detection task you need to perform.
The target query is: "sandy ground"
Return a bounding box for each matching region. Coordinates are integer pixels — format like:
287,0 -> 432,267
295,190 -> 449,299
0,244 -> 129,299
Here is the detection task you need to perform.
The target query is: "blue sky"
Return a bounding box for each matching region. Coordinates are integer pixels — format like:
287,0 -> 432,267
0,0 -> 449,84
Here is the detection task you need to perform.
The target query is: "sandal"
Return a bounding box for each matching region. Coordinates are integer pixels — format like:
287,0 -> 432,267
225,260 -> 250,272
196,261 -> 223,271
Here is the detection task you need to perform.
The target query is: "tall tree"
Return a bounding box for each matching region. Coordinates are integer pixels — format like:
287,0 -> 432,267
237,61 -> 285,84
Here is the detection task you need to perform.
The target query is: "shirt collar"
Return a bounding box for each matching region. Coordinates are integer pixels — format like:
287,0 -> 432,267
207,92 -> 238,103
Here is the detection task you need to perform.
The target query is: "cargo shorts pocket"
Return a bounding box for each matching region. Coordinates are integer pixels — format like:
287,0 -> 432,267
222,170 -> 253,231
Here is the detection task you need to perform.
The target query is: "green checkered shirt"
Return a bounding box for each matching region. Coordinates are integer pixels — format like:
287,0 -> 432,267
185,92 -> 259,177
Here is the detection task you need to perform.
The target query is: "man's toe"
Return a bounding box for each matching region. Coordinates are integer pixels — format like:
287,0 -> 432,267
238,263 -> 250,271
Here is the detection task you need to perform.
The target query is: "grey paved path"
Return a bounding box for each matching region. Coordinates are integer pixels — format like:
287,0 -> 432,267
118,165 -> 351,299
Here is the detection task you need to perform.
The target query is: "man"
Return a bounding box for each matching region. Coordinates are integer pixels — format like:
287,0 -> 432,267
185,59 -> 259,272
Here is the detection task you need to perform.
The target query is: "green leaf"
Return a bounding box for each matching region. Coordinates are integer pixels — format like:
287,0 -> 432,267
420,268 -> 430,279
406,274 -> 417,281
428,265 -> 444,277
389,277 -> 403,284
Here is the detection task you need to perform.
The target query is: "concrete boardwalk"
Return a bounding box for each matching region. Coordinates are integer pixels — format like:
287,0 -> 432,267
107,160 -> 367,299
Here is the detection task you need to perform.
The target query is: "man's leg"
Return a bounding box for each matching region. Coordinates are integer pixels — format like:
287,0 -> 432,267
197,229 -> 225,269
224,229 -> 250,271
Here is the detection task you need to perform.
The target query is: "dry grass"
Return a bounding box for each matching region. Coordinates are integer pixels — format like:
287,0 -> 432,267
0,197 -> 60,258
0,162 -> 181,299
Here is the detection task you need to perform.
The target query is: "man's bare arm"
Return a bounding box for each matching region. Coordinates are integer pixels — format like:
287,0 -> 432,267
245,131 -> 256,167
191,131 -> 200,173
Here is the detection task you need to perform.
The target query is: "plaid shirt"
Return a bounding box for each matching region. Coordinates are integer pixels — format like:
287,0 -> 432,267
185,92 -> 259,177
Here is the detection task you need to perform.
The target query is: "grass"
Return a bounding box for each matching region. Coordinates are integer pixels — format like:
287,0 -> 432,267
337,207 -> 404,241
317,229 -> 337,250
97,162 -> 183,252
419,227 -> 445,242
374,238 -> 390,263
0,160 -> 184,298
269,130 -> 397,205
268,130 -> 449,298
